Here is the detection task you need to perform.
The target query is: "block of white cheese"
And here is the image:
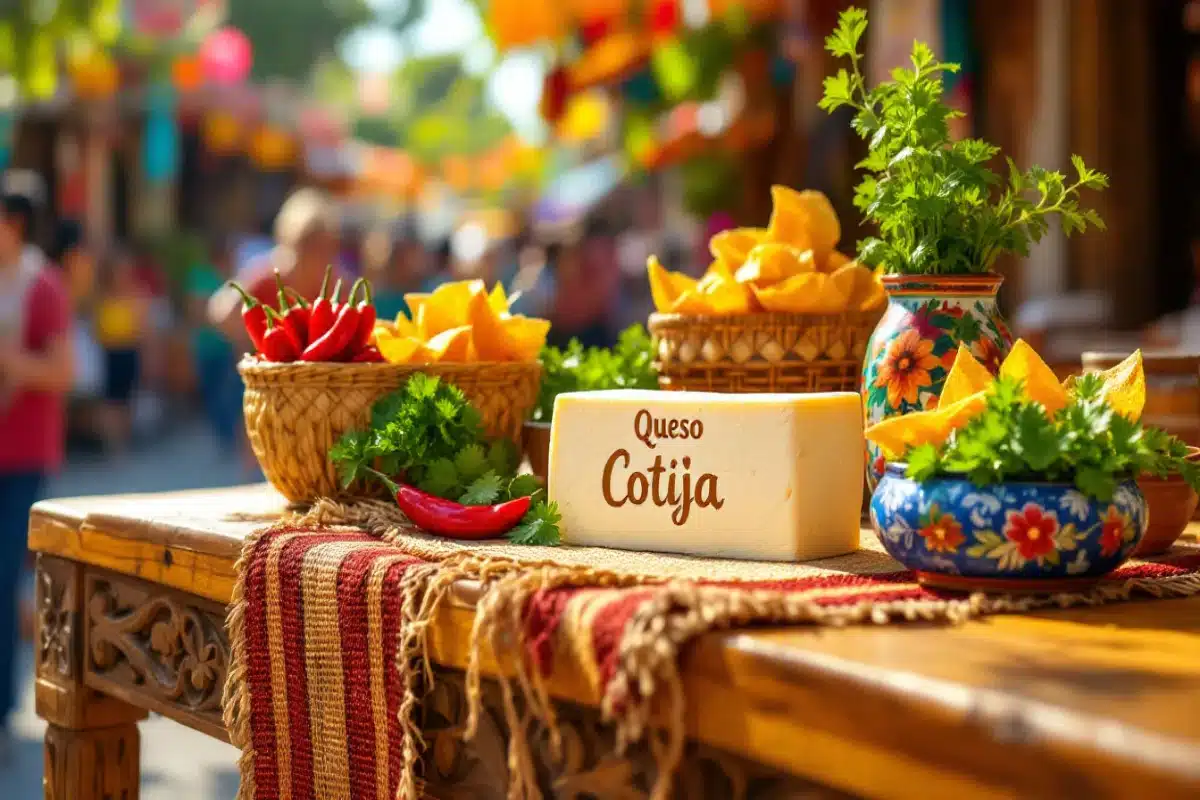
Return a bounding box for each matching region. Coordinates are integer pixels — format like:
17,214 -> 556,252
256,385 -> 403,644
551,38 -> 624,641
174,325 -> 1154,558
548,390 -> 863,561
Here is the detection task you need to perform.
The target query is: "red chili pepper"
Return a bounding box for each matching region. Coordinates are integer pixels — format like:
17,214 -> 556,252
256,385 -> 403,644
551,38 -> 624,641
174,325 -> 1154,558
284,287 -> 311,344
260,307 -> 299,362
345,279 -> 376,358
274,271 -> 310,350
300,278 -> 363,362
393,485 -> 531,539
351,345 -> 384,363
307,266 -> 337,344
227,282 -> 267,353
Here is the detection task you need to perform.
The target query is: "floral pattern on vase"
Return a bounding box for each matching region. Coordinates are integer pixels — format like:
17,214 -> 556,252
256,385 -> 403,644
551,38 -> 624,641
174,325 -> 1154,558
869,464 -> 1148,591
863,274 -> 1013,487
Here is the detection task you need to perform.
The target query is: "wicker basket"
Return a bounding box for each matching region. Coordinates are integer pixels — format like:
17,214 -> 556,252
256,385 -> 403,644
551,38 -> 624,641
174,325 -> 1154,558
239,358 -> 541,503
648,309 -> 882,393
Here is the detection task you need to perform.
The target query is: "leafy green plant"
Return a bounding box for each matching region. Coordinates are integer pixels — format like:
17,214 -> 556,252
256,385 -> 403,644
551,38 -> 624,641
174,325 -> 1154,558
904,374 -> 1200,501
532,324 -> 658,422
330,373 -> 560,545
819,7 -> 1109,275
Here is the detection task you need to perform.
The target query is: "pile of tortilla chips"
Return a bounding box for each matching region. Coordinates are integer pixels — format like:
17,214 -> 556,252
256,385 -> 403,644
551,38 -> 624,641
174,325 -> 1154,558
866,340 -> 1146,458
371,279 -> 550,364
647,186 -> 886,315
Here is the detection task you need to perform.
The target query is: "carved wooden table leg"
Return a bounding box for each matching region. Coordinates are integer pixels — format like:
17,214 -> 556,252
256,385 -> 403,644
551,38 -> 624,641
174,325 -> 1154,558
35,556 -> 147,800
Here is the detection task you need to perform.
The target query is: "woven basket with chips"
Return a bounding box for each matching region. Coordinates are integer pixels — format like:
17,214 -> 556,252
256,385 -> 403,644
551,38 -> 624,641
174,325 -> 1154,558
649,309 -> 882,394
239,358 -> 541,503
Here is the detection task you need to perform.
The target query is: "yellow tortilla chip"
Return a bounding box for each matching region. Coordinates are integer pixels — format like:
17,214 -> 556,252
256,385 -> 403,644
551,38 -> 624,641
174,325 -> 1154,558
501,315 -> 552,362
425,325 -> 473,363
1094,351 -> 1146,420
939,344 -> 996,407
669,289 -> 709,315
768,186 -> 840,262
709,227 -> 766,268
696,267 -> 753,314
468,290 -> 550,361
414,280 -> 485,339
750,272 -> 848,314
374,330 -> 429,365
1000,339 -> 1068,414
830,263 -> 884,312
647,255 -> 698,313
392,313 -> 418,338
865,392 -> 988,457
824,250 -> 853,273
488,283 -> 509,313
403,292 -> 429,325
734,243 -> 815,286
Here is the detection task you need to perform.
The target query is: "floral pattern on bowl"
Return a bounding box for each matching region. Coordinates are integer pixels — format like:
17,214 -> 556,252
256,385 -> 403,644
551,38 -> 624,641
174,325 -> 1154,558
869,464 -> 1148,592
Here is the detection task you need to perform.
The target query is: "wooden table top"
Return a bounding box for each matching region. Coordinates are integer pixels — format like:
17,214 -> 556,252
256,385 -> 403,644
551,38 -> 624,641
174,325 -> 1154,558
28,484 -> 1200,800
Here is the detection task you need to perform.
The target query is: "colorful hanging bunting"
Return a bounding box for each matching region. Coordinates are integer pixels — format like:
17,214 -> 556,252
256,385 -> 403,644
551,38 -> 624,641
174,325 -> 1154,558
489,0 -> 566,51
200,26 -> 253,85
143,84 -> 179,183
0,110 -> 13,172
570,30 -> 651,90
171,55 -> 204,93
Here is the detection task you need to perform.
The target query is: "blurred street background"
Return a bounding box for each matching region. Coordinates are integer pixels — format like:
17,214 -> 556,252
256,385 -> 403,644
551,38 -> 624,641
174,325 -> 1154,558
0,0 -> 1198,796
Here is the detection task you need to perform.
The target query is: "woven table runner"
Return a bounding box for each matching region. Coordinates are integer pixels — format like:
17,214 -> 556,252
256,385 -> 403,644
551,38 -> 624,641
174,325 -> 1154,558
222,500 -> 1200,800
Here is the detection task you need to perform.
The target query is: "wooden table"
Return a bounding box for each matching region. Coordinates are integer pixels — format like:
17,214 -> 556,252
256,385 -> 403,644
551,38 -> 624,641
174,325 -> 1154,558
27,485 -> 1200,799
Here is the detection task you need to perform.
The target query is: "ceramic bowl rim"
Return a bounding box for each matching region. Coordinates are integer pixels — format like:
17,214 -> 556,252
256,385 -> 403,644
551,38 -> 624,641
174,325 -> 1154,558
882,461 -> 1139,490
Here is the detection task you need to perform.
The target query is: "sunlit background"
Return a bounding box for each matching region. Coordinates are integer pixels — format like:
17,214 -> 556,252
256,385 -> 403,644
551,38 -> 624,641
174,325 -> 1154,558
0,0 -> 1197,795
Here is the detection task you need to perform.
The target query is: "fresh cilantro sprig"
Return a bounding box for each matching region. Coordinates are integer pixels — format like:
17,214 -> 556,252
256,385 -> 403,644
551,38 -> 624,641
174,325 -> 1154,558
508,499 -> 563,546
329,374 -> 561,545
904,375 -> 1200,501
532,324 -> 657,421
819,8 -> 1108,275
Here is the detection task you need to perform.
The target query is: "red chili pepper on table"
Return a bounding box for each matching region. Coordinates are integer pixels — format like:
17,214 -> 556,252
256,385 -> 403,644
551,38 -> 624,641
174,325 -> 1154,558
273,271 -> 310,350
351,345 -> 384,363
344,279 -> 376,358
260,307 -> 299,362
307,266 -> 336,344
393,484 -> 531,539
300,278 -> 363,362
227,282 -> 267,353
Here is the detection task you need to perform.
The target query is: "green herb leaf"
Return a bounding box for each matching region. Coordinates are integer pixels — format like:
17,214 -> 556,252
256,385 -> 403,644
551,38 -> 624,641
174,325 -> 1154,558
459,470 -> 504,506
454,444 -> 490,484
329,430 -> 370,488
419,458 -> 460,499
821,7 -> 1107,275
506,473 -> 543,500
486,439 -> 518,476
901,375 -> 1198,501
533,324 -> 658,421
507,501 -> 562,546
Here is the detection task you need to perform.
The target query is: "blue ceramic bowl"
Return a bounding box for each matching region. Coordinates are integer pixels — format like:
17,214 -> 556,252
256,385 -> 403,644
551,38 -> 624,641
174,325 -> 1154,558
869,464 -> 1148,592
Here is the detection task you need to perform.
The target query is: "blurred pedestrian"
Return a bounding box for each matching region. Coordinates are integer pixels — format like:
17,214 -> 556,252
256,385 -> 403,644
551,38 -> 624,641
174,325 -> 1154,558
94,249 -> 149,454
51,219 -> 95,315
0,187 -> 73,750
509,242 -> 557,319
209,188 -> 342,340
549,220 -> 620,349
371,237 -> 427,323
188,237 -> 242,456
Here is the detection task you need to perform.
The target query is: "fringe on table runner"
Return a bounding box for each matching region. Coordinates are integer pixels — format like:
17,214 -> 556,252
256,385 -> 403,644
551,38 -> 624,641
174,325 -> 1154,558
222,500 -> 1200,800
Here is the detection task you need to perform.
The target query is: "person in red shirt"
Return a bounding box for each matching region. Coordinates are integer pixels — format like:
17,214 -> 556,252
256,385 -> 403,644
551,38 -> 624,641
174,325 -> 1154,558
0,189 -> 73,739
208,188 -> 342,348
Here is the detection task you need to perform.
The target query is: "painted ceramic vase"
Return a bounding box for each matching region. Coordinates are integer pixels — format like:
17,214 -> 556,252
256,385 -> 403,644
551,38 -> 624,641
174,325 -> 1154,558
863,274 -> 1013,488
870,464 -> 1148,592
